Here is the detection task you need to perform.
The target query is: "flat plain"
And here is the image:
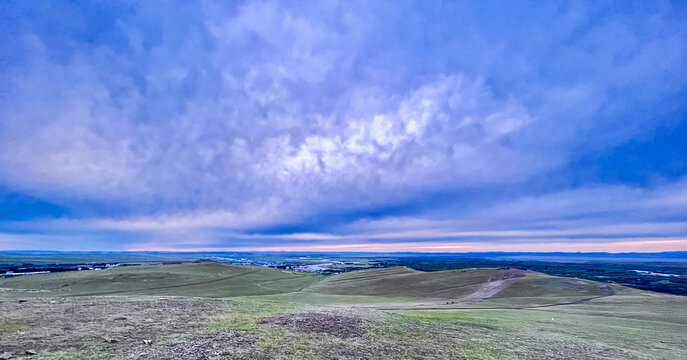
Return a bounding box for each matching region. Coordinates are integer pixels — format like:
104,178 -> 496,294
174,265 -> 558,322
1,262 -> 685,359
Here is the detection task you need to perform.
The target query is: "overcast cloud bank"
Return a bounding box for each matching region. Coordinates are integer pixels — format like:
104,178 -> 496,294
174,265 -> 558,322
1,0 -> 686,251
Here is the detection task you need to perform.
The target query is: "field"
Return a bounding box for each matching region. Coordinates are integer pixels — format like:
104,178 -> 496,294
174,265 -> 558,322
1,262 -> 686,359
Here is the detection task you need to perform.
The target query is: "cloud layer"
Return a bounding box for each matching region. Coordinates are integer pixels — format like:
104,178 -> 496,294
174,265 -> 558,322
1,0 -> 686,251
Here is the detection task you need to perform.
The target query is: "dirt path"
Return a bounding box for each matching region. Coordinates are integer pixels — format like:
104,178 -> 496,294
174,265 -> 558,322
375,283 -> 618,311
256,275 -> 315,292
347,268 -> 530,310
530,283 -> 618,308
452,268 -> 527,304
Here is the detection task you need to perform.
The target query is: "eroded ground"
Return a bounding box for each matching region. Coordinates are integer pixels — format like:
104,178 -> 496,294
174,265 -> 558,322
3,295 -> 679,360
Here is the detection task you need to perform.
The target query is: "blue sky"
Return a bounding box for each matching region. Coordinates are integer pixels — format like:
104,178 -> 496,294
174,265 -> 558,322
0,0 -> 686,252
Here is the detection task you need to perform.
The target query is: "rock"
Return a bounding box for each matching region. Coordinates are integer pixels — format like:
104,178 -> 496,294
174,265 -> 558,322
104,337 -> 118,344
0,352 -> 12,359
25,350 -> 37,356
143,339 -> 152,345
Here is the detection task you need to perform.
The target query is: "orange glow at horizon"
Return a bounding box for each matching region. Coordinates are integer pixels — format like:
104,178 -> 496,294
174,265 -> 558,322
127,238 -> 687,253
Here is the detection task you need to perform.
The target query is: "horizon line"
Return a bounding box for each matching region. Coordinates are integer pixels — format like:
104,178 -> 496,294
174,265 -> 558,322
2,249 -> 687,255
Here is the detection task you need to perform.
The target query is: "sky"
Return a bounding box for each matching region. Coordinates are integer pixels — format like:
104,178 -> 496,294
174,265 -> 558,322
0,0 -> 686,252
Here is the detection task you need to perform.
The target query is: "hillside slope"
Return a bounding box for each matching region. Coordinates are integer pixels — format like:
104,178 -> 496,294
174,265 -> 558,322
2,263 -> 686,359
0,262 -> 321,298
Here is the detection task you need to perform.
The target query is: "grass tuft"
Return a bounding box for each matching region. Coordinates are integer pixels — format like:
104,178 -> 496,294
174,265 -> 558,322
461,338 -> 513,360
0,318 -> 27,335
399,310 -> 505,331
33,350 -> 108,360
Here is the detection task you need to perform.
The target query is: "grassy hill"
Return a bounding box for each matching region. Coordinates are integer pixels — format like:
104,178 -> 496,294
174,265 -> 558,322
1,262 -> 686,359
0,262 -> 321,298
0,263 -> 615,306
304,266 -> 612,307
473,271 -> 617,308
306,266 -> 497,299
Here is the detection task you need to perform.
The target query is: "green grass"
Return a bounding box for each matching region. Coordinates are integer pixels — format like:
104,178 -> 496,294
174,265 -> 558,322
0,318 -> 27,335
208,297 -> 303,332
238,290 -> 418,305
2,262 -> 687,359
305,266 -> 501,299
206,298 -> 321,358
396,299 -> 687,360
33,351 -> 86,360
209,312 -> 267,332
480,272 -> 612,307
32,350 -> 108,360
0,262 -> 613,307
0,262 -> 322,298
399,310 -> 508,331
462,338 -> 513,360
367,312 -> 420,341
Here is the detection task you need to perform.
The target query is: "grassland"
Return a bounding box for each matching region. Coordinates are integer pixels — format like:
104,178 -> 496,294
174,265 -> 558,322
0,263 -> 321,298
306,266 -> 500,299
1,262 -> 685,359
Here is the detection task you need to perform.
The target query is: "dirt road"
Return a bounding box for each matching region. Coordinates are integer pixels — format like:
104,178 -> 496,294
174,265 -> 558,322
373,282 -> 619,311
348,268 -> 531,311
452,268 -> 527,304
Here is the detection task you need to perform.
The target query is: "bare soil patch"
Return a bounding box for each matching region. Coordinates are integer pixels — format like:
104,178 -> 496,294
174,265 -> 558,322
131,332 -> 259,360
259,312 -> 365,338
454,268 -> 528,304
0,296 -> 234,358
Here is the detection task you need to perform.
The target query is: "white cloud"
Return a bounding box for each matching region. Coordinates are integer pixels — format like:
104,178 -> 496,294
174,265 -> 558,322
0,0 -> 685,250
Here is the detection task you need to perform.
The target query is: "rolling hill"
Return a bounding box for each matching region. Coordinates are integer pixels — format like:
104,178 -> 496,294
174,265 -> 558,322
1,262 -> 686,359
0,262 -> 321,298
